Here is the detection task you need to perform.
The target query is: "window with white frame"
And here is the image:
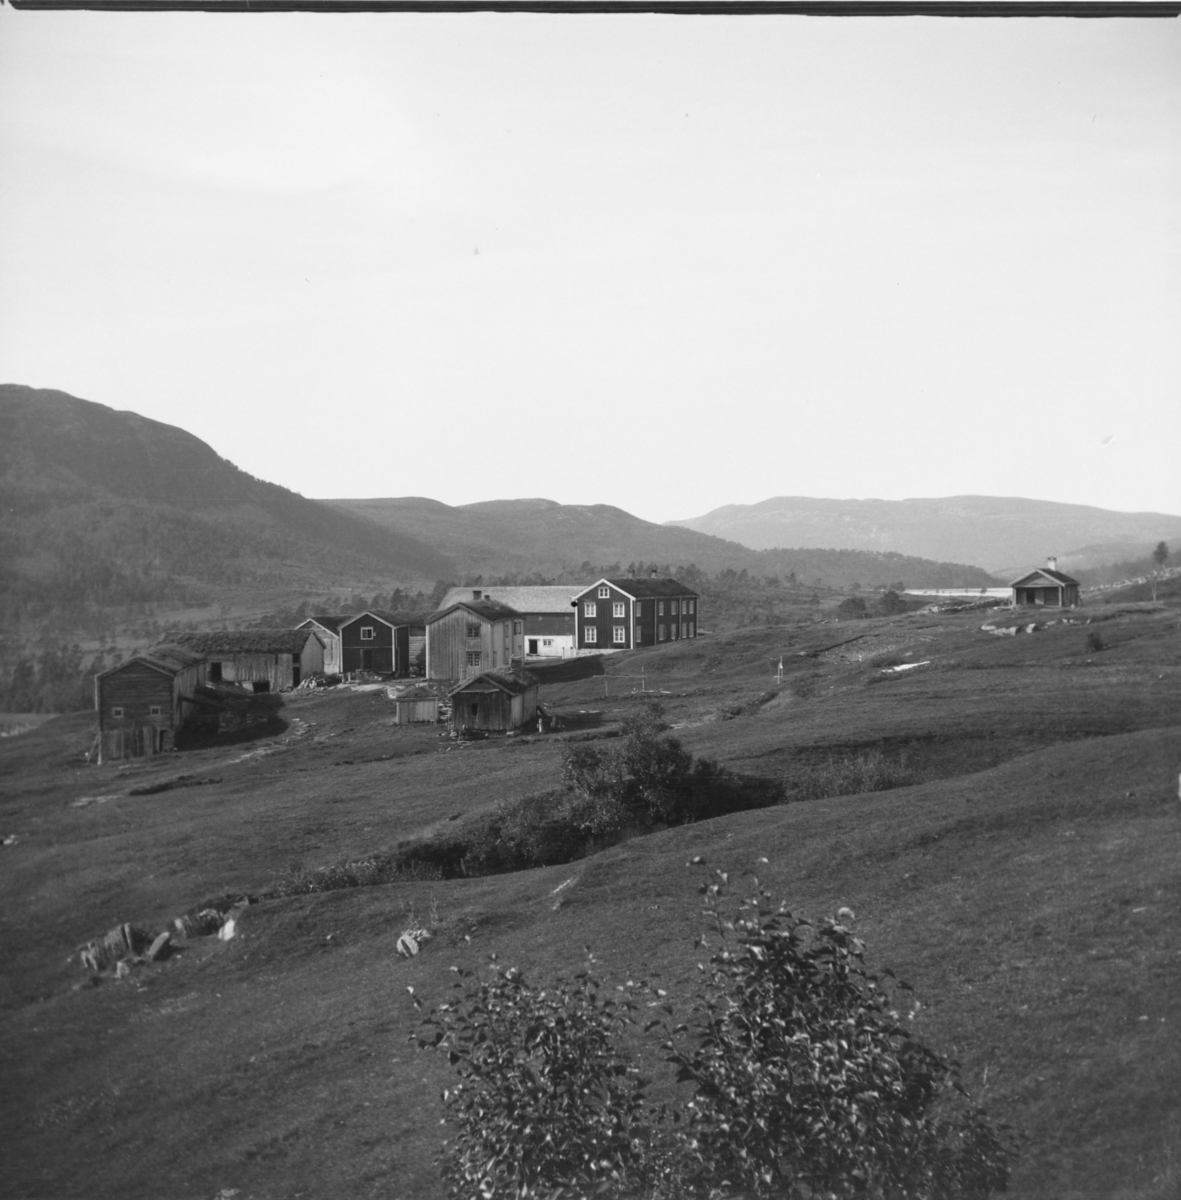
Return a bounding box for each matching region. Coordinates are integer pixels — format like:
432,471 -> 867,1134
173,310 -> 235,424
613,625 -> 627,644
598,586 -> 610,598
682,622 -> 688,638
658,624 -> 666,641
149,705 -> 162,717
542,638 -> 553,647
360,626 -> 375,641
466,651 -> 481,667
689,621 -> 695,637
585,626 -> 598,643
658,601 -> 665,616
688,599 -> 695,614
513,621 -> 523,634
613,601 -> 625,618
111,706 -> 124,718
634,601 -> 642,616
466,623 -> 481,638
671,600 -> 679,615
584,601 -> 597,617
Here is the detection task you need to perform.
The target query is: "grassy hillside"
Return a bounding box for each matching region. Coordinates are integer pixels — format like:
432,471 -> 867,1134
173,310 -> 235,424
2,600 -> 1179,1198
669,494 -> 1181,575
0,385 -> 453,612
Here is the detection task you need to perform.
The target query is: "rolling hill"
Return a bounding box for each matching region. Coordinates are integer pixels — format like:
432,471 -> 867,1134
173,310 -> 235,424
326,495 -> 1000,591
0,384 -> 452,609
668,495 -> 1181,576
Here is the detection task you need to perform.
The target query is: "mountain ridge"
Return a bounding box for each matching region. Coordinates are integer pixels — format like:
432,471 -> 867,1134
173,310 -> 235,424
667,494 -> 1181,574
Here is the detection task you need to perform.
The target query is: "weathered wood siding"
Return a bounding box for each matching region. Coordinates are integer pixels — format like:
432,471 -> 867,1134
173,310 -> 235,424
95,658 -> 206,761
427,612 -> 524,680
297,621 -> 341,673
449,682 -> 538,731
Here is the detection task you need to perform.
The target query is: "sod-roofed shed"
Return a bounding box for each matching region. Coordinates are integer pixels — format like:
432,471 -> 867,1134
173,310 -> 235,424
166,628 -> 324,691
447,669 -> 539,732
94,646 -> 208,762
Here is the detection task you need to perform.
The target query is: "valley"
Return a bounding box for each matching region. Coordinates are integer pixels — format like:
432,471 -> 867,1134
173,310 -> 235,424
2,598 -> 1180,1199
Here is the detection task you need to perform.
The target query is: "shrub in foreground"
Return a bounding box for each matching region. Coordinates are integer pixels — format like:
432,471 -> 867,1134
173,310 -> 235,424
416,867 -> 1017,1200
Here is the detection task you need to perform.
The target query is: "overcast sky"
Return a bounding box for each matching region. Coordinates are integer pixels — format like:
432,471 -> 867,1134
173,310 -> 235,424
1,11 -> 1178,524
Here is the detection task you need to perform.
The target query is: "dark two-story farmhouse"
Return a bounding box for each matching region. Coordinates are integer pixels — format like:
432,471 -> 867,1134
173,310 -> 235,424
571,577 -> 700,652
338,611 -> 426,676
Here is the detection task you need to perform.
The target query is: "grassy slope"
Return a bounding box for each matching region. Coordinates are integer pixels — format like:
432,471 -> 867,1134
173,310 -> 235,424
1,605 -> 1180,1199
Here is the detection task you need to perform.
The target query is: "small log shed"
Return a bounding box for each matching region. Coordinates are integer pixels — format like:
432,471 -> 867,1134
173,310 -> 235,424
447,669 -> 539,733
94,647 -> 208,762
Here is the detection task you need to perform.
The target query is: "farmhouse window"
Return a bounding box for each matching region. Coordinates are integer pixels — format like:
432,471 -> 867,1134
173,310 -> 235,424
466,651 -> 482,667
598,586 -> 610,598
688,599 -> 695,614
466,623 -> 481,638
658,601 -> 665,616
671,600 -> 679,615
658,624 -> 666,641
613,602 -> 625,618
584,602 -> 597,618
682,622 -> 688,638
360,626 -> 375,641
514,621 -> 523,634
585,627 -> 598,644
542,638 -> 553,647
634,601 -> 642,615
613,626 -> 627,644
689,621 -> 695,637
111,706 -> 124,718
149,705 -> 162,717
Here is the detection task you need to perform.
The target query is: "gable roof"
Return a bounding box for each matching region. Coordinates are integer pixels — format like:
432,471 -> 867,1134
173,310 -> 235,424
448,669 -> 539,697
1008,567 -> 1080,588
426,598 -> 521,625
438,585 -> 585,614
97,646 -> 206,680
298,615 -> 347,634
572,577 -> 699,601
166,629 -> 320,656
340,609 -> 429,631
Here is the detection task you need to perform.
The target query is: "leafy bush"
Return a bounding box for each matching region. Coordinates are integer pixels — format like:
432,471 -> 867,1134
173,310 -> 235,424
415,955 -> 652,1200
836,596 -> 868,619
663,869 -> 1017,1198
418,870 -> 1018,1200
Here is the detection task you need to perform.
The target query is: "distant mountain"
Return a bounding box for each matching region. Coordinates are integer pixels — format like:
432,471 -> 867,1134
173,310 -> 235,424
668,496 -> 1181,576
0,385 -> 451,610
327,496 -> 1000,590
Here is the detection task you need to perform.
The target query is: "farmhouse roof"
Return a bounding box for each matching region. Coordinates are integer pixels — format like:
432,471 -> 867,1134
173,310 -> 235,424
572,577 -> 699,601
341,609 -> 429,629
97,646 -> 206,679
166,629 -> 320,655
448,669 -> 539,697
299,615 -> 347,633
1008,567 -> 1080,588
438,585 -> 584,614
426,598 -> 521,625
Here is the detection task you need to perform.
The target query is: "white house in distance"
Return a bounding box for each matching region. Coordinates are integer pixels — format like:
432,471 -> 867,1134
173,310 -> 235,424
436,585 -> 583,659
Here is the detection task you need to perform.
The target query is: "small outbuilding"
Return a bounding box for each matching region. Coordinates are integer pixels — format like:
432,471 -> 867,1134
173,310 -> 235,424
94,646 -> 208,762
295,616 -> 346,675
447,669 -> 539,733
392,685 -> 442,725
1009,557 -> 1081,608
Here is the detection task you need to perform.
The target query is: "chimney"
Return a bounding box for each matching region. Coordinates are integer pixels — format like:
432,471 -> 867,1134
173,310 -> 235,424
1046,556 -> 1057,572
472,589 -> 482,600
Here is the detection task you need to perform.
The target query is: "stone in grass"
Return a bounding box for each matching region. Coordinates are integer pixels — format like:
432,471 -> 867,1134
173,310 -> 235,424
146,931 -> 172,962
396,928 -> 433,957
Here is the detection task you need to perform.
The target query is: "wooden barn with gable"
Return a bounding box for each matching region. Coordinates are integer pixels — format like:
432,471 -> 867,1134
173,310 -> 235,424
436,585 -> 583,659
426,597 -> 525,681
1009,557 -> 1082,608
295,615 -> 346,675
338,610 -> 427,677
94,646 -> 208,762
448,669 -> 539,733
167,629 -> 324,691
